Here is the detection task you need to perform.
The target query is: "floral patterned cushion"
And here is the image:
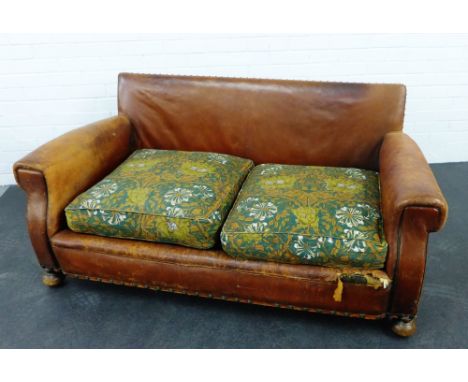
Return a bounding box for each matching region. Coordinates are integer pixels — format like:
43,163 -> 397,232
220,164 -> 388,269
65,149 -> 253,249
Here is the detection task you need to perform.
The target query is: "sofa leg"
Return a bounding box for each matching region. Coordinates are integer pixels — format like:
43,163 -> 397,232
42,270 -> 65,287
391,317 -> 417,337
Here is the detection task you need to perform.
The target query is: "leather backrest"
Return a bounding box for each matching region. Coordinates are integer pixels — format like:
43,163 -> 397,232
118,73 -> 406,170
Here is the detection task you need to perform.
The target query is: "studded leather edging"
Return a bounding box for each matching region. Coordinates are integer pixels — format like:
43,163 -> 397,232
63,271 -> 387,320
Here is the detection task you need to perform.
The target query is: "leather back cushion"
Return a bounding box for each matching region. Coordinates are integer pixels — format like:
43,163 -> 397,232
118,73 -> 406,170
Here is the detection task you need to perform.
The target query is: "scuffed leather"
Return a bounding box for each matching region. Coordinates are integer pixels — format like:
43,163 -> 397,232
118,73 -> 406,170
14,168 -> 58,270
51,230 -> 391,316
380,132 -> 448,277
388,207 -> 439,316
379,132 -> 448,318
13,74 -> 448,321
14,116 -> 133,267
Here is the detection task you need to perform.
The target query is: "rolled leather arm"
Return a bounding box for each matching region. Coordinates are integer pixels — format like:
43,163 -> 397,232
380,132 -> 448,317
380,132 -> 448,236
13,116 -> 133,270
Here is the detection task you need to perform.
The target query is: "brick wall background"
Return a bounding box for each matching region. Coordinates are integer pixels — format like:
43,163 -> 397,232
1,33 -> 467,185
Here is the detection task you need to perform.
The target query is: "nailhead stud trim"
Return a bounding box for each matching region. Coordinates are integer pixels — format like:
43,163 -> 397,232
63,272 -> 386,320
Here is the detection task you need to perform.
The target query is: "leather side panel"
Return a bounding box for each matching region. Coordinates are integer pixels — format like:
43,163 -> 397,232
14,168 -> 59,270
388,207 -> 438,317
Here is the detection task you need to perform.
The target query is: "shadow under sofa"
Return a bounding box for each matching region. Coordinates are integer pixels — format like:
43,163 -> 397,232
13,73 -> 448,337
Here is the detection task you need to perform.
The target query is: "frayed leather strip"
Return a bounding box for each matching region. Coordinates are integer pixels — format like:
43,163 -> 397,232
332,270 -> 391,302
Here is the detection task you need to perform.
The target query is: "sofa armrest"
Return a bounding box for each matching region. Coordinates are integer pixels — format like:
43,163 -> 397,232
379,132 -> 448,317
380,132 -> 448,235
13,116 -> 133,270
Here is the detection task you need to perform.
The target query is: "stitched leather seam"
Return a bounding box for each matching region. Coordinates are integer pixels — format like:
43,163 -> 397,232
119,72 -> 405,88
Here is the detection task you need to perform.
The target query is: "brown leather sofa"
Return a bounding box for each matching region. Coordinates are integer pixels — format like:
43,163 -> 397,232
13,73 -> 448,337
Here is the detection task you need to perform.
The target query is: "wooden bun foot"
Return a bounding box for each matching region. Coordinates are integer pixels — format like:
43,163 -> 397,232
42,271 -> 64,287
391,318 -> 417,337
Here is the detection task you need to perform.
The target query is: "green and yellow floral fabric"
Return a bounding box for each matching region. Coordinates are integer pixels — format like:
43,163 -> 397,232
65,149 -> 253,249
221,164 -> 388,269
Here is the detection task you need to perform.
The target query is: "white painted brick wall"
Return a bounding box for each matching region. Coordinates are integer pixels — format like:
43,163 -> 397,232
1,33 -> 468,185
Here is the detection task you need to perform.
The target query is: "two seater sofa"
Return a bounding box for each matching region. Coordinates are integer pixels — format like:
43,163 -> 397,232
13,73 -> 448,336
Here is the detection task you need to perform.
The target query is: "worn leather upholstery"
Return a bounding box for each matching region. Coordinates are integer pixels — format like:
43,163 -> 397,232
118,73 -> 406,170
14,116 -> 133,269
51,229 -> 390,317
379,132 -> 448,316
14,73 -> 447,321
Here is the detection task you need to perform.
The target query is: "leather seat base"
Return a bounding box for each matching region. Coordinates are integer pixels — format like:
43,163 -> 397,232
51,230 -> 391,318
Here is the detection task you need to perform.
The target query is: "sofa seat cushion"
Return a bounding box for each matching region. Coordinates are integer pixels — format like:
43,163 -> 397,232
221,164 -> 388,269
65,149 -> 253,249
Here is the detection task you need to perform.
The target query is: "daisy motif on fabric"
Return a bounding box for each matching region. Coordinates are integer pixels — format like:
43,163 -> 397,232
192,185 -> 215,200
343,229 -> 368,253
291,235 -> 322,260
100,211 -> 127,225
164,188 -> 193,206
335,206 -> 365,227
357,203 -> 379,220
237,197 -> 260,214
245,222 -> 268,233
166,206 -> 185,218
79,199 -> 100,216
90,180 -> 118,198
249,201 -> 278,221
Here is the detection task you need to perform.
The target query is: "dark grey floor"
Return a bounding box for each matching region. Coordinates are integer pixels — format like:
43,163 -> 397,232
1,162 -> 467,348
